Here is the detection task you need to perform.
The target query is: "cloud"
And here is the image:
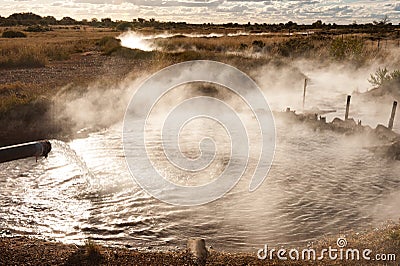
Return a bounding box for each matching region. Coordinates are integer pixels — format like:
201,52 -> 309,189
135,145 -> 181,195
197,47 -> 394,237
0,0 -> 398,24
74,0 -> 224,7
217,4 -> 249,13
74,0 -> 109,4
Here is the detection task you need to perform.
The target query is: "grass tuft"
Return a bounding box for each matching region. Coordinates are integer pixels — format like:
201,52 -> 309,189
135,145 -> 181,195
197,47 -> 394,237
84,240 -> 104,264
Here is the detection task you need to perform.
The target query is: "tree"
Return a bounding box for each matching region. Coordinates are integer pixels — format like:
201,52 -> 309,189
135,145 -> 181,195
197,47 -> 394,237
101,18 -> 112,27
373,15 -> 390,26
90,18 -> 99,27
8,12 -> 42,21
41,16 -> 57,25
285,21 -> 297,27
8,12 -> 42,25
59,16 -> 76,25
382,15 -> 390,25
312,20 -> 323,28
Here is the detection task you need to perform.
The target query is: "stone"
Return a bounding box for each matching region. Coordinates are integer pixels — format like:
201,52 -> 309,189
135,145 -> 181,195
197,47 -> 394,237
187,238 -> 208,265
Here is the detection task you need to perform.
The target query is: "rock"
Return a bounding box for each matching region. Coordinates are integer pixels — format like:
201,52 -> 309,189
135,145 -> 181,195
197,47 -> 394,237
187,238 -> 208,265
387,141 -> 400,160
375,124 -> 399,142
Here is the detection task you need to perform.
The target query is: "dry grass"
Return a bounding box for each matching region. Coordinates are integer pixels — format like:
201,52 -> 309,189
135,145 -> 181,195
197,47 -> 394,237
0,43 -> 47,68
0,82 -> 43,112
157,33 -> 399,63
0,26 -> 119,69
1,26 -> 397,70
83,240 -> 104,264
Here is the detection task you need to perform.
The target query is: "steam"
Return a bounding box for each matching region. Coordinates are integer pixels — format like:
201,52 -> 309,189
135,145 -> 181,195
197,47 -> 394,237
45,45 -> 400,229
115,32 -> 400,133
51,57 -> 400,138
117,31 -> 155,51
52,74 -> 146,136
117,31 -> 273,51
117,31 -> 320,52
252,59 -> 400,132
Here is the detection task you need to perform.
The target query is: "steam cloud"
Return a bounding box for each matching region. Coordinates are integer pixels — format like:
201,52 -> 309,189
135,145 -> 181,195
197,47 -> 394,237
54,31 -> 400,135
117,31 -> 272,51
47,33 -> 400,226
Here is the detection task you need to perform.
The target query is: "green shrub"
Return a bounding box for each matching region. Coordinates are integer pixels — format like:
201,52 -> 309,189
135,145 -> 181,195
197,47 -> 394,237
369,67 -> 400,87
2,30 -> 27,38
330,37 -> 364,61
25,25 -> 51,32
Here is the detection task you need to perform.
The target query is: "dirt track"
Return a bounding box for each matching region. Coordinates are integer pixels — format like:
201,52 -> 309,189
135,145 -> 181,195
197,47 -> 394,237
0,53 -> 141,91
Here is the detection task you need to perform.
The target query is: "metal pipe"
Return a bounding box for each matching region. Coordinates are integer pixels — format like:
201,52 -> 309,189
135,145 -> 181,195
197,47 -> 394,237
302,78 -> 307,112
388,101 -> 398,130
345,95 -> 351,120
0,140 -> 51,163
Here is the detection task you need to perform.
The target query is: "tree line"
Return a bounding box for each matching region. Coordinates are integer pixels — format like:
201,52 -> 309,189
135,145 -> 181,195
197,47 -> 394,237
0,12 -> 398,34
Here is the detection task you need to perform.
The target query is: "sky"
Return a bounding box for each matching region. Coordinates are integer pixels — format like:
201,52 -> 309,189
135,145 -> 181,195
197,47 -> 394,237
1,0 -> 399,24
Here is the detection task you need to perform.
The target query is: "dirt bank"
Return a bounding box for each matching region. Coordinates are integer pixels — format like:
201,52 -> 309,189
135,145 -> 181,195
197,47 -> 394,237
0,53 -> 145,146
1,221 -> 399,265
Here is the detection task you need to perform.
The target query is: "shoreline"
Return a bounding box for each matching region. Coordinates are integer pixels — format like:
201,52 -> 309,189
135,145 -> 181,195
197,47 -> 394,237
1,221 -> 399,265
0,235 -> 265,265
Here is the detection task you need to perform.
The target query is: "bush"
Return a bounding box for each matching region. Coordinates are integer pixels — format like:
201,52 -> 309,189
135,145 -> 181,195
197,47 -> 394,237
44,45 -> 70,61
330,37 -> 364,61
25,25 -> 51,32
113,47 -> 156,60
116,22 -> 133,31
97,36 -> 121,55
97,36 -> 118,46
369,67 -> 400,87
2,30 -> 27,38
277,38 -> 314,57
252,40 -> 265,52
239,43 -> 248,50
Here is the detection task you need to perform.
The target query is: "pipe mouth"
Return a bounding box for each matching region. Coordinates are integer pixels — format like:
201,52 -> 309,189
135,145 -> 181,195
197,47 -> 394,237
39,140 -> 52,158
